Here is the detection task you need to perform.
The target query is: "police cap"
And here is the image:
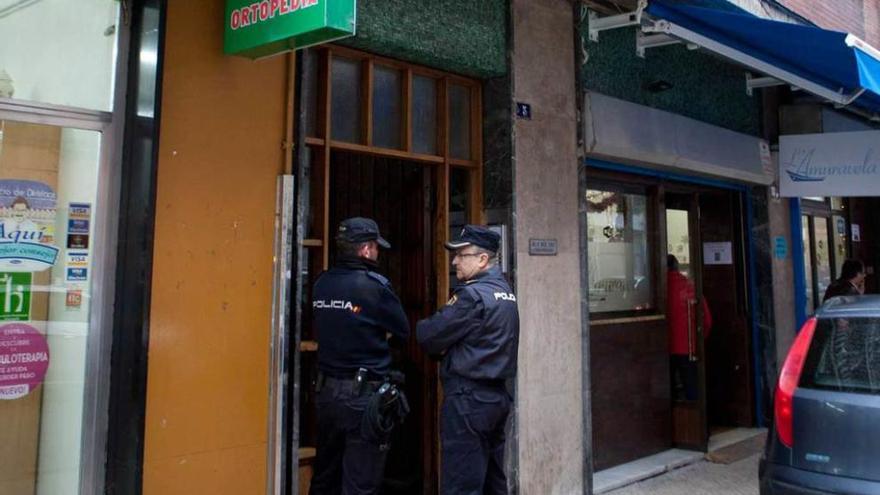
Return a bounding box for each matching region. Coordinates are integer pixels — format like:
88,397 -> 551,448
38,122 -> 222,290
445,224 -> 500,252
338,217 -> 391,248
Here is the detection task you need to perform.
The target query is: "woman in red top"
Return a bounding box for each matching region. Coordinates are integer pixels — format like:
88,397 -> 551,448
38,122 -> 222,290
667,255 -> 712,401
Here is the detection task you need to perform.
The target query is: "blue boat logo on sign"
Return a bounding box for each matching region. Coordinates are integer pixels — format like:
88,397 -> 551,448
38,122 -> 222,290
783,147 -> 879,182
783,149 -> 826,182
785,170 -> 824,182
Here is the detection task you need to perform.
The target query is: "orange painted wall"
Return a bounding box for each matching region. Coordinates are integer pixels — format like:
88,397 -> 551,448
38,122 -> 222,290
143,1 -> 288,493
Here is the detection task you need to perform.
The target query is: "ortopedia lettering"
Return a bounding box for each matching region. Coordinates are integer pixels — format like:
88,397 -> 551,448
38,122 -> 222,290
229,0 -> 320,30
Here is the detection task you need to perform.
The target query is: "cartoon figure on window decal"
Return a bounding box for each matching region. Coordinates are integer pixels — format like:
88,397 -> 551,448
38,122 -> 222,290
0,180 -> 58,272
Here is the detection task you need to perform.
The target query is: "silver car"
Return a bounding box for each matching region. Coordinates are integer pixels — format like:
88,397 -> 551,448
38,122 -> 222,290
760,295 -> 880,494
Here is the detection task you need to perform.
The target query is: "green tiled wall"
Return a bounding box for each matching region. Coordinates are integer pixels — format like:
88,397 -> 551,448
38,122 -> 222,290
339,0 -> 507,78
581,20 -> 761,135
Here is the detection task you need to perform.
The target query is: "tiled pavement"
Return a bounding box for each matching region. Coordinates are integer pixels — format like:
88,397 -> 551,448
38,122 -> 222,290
606,452 -> 760,495
598,428 -> 766,495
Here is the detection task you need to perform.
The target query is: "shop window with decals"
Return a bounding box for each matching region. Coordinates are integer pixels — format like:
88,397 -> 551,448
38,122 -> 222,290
0,1 -> 127,493
802,197 -> 849,313
586,188 -> 654,313
0,120 -> 101,494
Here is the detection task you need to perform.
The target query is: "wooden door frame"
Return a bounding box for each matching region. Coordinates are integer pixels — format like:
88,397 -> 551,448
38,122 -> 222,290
664,191 -> 710,451
669,187 -> 757,443
584,172 -> 670,468
304,45 -> 483,293
294,45 -> 485,494
586,158 -> 766,435
583,170 -> 664,322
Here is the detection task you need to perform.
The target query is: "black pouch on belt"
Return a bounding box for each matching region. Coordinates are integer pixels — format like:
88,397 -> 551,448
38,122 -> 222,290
361,379 -> 410,450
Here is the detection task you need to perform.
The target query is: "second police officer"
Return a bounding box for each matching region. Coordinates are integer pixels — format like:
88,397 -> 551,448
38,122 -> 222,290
417,225 -> 520,495
309,217 -> 410,495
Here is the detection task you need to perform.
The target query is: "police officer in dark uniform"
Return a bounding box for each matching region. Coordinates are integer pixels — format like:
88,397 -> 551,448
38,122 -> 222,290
417,225 -> 519,495
310,217 -> 410,495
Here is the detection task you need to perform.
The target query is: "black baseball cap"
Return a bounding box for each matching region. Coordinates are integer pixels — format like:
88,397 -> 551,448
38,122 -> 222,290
445,224 -> 500,252
337,217 -> 391,248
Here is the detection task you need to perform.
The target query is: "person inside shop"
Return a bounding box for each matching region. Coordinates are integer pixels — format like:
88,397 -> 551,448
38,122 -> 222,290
309,217 -> 410,495
416,225 -> 519,495
823,258 -> 866,302
667,254 -> 712,401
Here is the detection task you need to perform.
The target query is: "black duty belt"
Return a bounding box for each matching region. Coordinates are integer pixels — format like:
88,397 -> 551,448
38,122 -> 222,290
318,369 -> 384,394
322,375 -> 383,387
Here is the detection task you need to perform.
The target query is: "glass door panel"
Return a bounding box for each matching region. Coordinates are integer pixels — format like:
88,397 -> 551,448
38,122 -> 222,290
832,215 -> 847,279
371,65 -> 402,149
330,57 -> 362,143
0,120 -> 100,495
411,75 -> 437,155
665,193 -> 708,451
812,217 -> 832,305
586,189 -> 652,313
666,209 -> 691,277
448,84 -> 471,160
802,216 -> 814,315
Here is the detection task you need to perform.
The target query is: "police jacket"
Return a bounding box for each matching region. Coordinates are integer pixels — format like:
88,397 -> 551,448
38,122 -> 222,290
313,256 -> 410,378
416,265 -> 519,382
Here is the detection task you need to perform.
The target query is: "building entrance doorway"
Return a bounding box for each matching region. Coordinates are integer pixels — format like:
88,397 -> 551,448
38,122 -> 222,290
330,151 -> 438,494
587,168 -> 756,471
292,46 -> 483,494
666,190 -> 754,452
799,198 -> 849,314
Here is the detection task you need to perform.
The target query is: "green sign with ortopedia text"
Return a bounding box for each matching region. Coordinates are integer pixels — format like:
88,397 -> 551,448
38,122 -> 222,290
224,0 -> 356,58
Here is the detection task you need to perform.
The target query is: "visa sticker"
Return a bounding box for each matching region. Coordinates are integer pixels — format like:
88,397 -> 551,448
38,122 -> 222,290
66,267 -> 87,282
66,251 -> 88,268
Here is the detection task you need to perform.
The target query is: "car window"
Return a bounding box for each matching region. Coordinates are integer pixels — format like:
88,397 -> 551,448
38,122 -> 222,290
801,317 -> 880,395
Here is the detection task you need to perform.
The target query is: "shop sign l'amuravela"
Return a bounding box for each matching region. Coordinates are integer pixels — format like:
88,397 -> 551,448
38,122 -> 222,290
224,0 -> 356,58
779,130 -> 880,197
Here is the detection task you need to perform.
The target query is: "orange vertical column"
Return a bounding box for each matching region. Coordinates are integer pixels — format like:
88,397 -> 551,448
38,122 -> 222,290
142,0 -> 288,494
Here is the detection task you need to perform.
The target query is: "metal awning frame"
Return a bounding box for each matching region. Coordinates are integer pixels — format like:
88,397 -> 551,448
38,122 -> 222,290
642,17 -> 866,107
587,8 -> 643,42
587,2 -> 880,120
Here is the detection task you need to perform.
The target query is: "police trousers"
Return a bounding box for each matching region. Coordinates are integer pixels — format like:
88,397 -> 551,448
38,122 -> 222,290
309,378 -> 387,495
440,377 -> 511,495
